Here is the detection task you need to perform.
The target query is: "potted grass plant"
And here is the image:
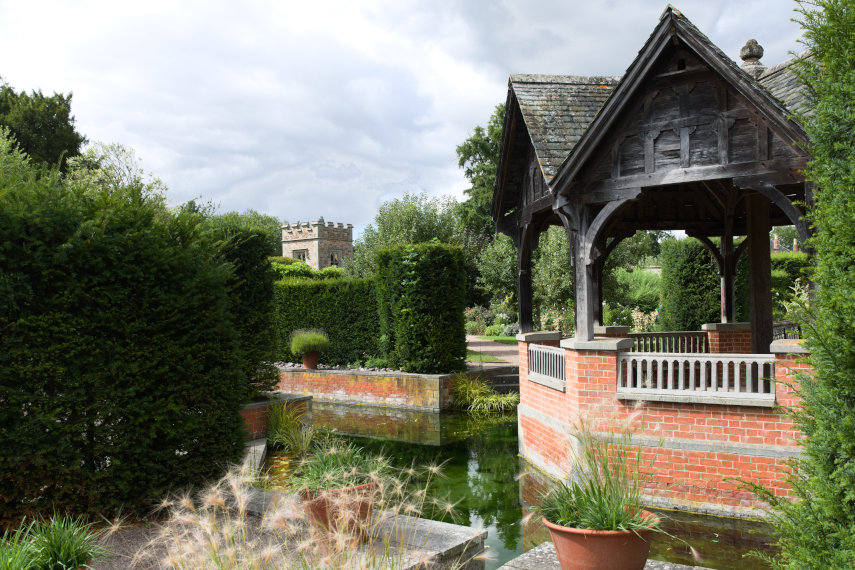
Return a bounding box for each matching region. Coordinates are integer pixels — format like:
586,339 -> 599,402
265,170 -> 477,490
287,441 -> 392,540
534,414 -> 663,570
290,328 -> 329,369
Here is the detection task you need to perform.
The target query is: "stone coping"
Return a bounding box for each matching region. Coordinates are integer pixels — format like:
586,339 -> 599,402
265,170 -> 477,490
701,322 -> 751,331
560,337 -> 634,351
516,331 -> 562,342
279,368 -> 456,380
770,338 -> 810,354
593,325 -> 631,335
498,542 -> 707,570
242,392 -> 312,410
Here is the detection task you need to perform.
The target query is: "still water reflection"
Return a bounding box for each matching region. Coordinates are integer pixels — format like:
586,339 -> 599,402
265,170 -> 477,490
303,402 -> 777,570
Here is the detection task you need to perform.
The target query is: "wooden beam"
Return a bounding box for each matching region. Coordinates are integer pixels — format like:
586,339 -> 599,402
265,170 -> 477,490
518,225 -> 536,333
747,195 -> 773,353
582,157 -> 807,194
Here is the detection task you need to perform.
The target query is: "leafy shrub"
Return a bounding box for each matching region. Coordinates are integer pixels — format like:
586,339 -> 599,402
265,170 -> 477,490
273,277 -> 379,365
502,323 -> 520,336
659,238 -> 720,331
377,243 -> 467,373
614,268 -> 661,313
0,134 -> 246,524
484,323 -> 505,336
602,303 -> 633,328
273,260 -> 316,279
465,320 -> 485,335
290,329 -> 330,356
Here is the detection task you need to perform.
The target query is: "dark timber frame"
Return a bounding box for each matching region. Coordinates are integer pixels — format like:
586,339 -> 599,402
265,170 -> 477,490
492,7 -> 809,351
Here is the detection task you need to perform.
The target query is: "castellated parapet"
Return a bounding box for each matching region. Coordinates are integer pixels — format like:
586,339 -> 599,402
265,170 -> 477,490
281,217 -> 353,270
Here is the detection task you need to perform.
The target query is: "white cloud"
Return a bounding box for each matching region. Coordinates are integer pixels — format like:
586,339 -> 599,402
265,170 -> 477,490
0,0 -> 803,228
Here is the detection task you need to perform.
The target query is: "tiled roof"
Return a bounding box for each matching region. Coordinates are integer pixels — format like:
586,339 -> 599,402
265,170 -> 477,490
758,54 -> 810,116
510,74 -> 619,181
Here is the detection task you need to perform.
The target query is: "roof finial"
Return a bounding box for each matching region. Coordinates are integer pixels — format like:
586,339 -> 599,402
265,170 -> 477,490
740,39 -> 766,79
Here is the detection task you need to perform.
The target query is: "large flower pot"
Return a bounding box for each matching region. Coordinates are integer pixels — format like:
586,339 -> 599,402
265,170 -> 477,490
542,511 -> 660,570
302,351 -> 320,369
301,483 -> 376,541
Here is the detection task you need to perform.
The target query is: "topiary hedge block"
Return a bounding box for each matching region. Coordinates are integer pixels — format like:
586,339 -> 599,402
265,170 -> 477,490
273,277 -> 379,366
376,243 -> 467,373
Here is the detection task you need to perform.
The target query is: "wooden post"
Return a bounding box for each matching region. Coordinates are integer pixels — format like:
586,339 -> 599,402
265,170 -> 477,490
593,257 -> 604,327
720,232 -> 735,323
747,194 -> 773,353
574,208 -> 595,342
518,225 -> 535,333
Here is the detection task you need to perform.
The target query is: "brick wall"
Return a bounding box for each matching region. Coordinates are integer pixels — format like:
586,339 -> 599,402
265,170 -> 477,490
517,336 -> 808,516
240,394 -> 311,439
704,323 -> 753,354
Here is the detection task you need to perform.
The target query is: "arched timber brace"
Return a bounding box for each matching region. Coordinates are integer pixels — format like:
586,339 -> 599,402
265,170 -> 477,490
556,203 -> 597,341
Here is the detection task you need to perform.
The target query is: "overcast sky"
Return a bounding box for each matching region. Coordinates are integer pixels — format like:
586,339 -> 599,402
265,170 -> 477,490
0,0 -> 804,235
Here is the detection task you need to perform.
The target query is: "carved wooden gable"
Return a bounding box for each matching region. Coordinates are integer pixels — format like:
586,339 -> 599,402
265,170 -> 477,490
579,45 -> 803,197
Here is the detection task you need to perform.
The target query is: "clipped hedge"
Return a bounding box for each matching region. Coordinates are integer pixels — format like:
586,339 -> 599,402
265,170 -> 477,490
659,238 -> 720,331
0,138 -> 245,526
273,278 -> 379,365
377,243 -> 467,373
211,223 -> 279,398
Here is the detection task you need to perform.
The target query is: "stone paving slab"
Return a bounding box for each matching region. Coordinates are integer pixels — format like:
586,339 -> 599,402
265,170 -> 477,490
497,541 -> 708,570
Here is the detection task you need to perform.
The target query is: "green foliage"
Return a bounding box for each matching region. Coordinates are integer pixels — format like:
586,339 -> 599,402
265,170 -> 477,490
0,82 -> 86,170
603,230 -> 664,308
0,521 -> 38,570
534,416 -> 658,532
208,209 -> 282,257
755,1 -> 855,566
272,259 -> 315,279
659,238 -> 720,331
287,441 -> 392,491
267,402 -> 316,457
345,192 -> 459,278
532,226 -> 575,315
273,277 -> 379,365
376,243 -> 467,373
208,216 -> 279,399
289,329 -> 330,356
455,104 -> 505,238
29,514 -> 107,569
450,374 -> 518,414
475,232 -> 518,316
611,268 -> 661,313
0,132 -> 246,525
0,515 -> 105,570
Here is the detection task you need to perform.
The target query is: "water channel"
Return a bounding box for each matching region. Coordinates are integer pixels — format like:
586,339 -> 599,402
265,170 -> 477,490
271,402 -> 777,569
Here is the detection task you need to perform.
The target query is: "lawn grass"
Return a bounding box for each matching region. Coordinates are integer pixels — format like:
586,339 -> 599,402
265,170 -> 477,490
466,349 -> 505,362
478,336 -> 517,345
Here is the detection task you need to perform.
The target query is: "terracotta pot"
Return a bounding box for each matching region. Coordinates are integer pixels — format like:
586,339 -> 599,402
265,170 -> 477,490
542,511 -> 660,570
302,351 -> 320,369
301,483 -> 376,541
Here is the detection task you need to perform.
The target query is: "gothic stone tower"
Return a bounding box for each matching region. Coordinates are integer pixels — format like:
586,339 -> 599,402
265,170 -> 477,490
281,218 -> 353,270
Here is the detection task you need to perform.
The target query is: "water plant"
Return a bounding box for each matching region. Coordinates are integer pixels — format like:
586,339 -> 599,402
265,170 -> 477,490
289,328 -> 330,356
267,402 -> 315,457
451,373 -> 519,414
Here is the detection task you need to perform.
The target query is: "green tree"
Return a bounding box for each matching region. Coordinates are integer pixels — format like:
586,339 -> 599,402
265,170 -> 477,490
0,81 -> 86,170
756,1 -> 855,566
344,192 -> 459,277
209,209 -> 282,257
456,104 -> 505,238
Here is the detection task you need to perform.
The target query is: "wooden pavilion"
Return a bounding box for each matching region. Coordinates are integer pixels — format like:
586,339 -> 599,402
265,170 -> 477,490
493,5 -> 809,353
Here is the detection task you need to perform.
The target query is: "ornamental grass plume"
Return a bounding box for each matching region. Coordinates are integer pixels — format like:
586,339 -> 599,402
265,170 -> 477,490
138,453 -> 474,569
